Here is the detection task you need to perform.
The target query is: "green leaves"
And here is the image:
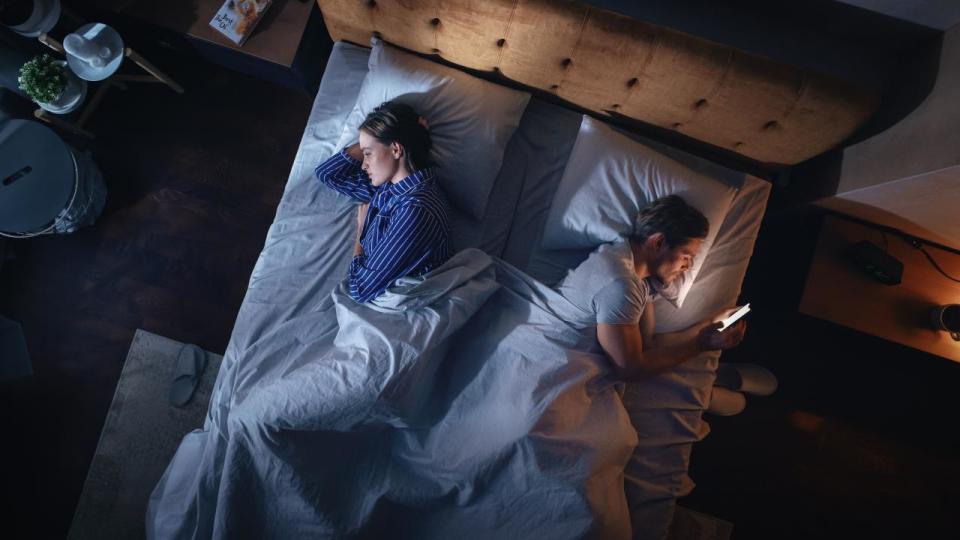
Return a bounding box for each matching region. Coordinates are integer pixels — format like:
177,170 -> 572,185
18,54 -> 67,103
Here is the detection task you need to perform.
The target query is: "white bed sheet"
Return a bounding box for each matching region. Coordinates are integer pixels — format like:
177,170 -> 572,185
495,102 -> 771,539
222,40 -> 770,540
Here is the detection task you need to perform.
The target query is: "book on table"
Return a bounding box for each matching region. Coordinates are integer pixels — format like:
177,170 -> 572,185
209,0 -> 272,45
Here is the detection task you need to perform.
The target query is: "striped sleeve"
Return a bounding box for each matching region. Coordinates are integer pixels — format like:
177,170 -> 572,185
315,149 -> 375,203
347,203 -> 444,303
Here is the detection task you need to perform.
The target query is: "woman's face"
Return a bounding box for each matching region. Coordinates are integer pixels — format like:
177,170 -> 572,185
359,130 -> 402,187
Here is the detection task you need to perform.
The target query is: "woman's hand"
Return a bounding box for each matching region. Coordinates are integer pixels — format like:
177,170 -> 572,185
354,203 -> 369,256
345,142 -> 363,162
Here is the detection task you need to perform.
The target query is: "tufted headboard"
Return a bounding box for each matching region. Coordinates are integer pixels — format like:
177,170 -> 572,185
316,0 -> 878,166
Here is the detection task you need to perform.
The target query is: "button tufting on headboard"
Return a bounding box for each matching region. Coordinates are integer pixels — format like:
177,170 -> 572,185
317,0 -> 879,165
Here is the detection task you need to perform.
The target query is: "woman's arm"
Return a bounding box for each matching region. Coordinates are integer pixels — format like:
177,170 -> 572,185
315,143 -> 375,203
347,203 -> 444,303
354,203 -> 369,256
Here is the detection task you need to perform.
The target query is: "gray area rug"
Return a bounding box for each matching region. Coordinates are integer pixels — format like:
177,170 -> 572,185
67,329 -> 222,540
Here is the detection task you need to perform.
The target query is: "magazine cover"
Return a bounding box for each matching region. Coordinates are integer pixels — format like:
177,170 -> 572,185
209,0 -> 273,45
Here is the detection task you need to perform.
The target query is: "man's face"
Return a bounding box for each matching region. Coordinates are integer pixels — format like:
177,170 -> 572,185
359,130 -> 401,187
650,236 -> 702,286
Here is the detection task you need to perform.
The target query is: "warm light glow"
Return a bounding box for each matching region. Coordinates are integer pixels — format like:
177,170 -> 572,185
789,410 -> 825,434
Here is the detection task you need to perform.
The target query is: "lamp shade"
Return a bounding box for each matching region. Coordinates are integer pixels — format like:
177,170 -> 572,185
0,119 -> 74,234
1,0 -> 60,38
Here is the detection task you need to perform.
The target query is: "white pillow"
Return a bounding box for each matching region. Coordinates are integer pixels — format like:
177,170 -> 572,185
542,116 -> 739,307
335,38 -> 531,220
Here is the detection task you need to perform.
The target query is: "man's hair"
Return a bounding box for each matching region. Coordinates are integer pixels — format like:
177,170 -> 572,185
359,101 -> 433,172
631,195 -> 709,248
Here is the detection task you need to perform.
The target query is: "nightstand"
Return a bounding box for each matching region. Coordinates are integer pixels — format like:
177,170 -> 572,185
799,214 -> 960,363
79,0 -> 331,92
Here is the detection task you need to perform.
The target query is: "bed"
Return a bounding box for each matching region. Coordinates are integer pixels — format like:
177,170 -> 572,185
146,2 -> 877,538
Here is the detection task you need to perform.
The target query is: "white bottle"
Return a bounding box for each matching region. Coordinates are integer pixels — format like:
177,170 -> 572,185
64,24 -> 113,69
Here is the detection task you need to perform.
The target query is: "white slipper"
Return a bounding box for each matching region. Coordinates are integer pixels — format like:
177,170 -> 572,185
706,387 -> 746,416
715,363 -> 778,397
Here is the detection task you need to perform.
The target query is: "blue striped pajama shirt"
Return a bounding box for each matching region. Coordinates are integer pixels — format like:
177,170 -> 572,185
315,149 -> 452,303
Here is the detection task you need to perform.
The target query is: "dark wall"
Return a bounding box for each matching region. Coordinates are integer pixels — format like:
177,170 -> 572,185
584,0 -> 939,90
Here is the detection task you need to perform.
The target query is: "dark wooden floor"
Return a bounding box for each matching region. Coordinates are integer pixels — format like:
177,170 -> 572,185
683,210 -> 960,539
0,43 -> 312,538
1,31 -> 959,540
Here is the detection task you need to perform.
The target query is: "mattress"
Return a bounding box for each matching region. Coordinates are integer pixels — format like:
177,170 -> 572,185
221,41 -> 770,539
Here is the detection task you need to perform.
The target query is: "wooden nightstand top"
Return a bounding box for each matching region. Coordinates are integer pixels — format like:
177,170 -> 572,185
91,0 -> 315,67
799,215 -> 960,362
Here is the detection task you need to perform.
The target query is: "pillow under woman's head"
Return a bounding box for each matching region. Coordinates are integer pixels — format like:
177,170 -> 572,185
336,38 -> 531,219
542,116 -> 740,307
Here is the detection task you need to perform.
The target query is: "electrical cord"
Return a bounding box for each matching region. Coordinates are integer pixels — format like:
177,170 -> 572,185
904,236 -> 960,284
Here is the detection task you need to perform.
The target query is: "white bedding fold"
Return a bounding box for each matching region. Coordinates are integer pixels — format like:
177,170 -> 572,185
147,249 -> 638,539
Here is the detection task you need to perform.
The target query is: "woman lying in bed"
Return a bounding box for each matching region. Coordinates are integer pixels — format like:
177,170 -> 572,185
557,194 -> 747,380
315,101 -> 451,303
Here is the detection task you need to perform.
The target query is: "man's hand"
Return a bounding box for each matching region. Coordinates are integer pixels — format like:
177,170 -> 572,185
696,320 -> 747,351
354,202 -> 369,256
345,142 -> 363,162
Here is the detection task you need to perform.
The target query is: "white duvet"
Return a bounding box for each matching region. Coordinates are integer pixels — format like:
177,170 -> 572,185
146,248 -> 638,539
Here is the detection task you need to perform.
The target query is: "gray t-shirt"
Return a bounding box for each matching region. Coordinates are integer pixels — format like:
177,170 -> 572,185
555,240 -> 647,325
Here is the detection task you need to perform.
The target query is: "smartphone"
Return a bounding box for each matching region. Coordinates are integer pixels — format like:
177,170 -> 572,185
718,303 -> 751,332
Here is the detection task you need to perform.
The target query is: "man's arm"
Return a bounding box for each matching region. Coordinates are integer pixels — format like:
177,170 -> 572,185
597,304 -> 746,381
315,143 -> 375,203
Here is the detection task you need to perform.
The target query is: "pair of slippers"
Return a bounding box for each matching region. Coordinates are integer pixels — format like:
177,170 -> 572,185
706,363 -> 778,417
169,343 -> 208,408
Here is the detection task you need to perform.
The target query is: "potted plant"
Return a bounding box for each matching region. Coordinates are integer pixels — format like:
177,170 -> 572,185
18,53 -> 86,114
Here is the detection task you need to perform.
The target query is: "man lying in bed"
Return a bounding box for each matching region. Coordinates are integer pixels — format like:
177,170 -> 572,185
315,101 -> 451,303
557,194 -> 746,380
